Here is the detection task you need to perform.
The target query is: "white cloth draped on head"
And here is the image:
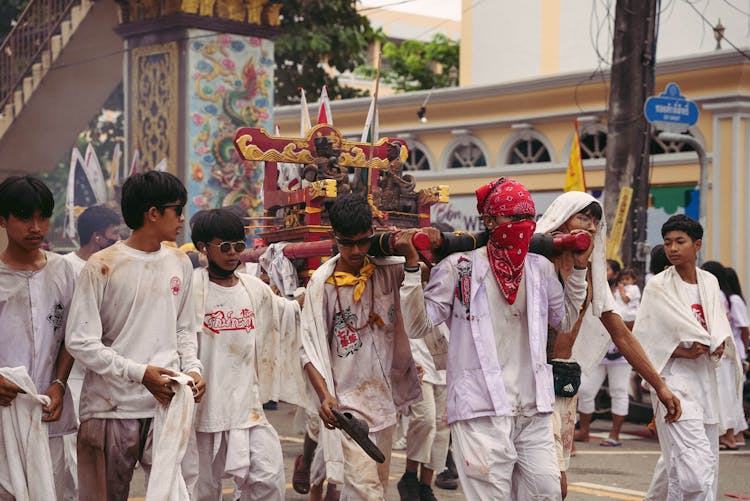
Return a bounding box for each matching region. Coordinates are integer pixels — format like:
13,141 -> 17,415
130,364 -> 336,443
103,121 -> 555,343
534,191 -> 609,318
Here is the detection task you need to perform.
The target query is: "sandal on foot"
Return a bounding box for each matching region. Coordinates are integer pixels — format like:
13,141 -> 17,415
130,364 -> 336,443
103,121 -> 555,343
719,441 -> 739,451
331,408 -> 385,463
600,438 -> 622,447
292,455 -> 311,494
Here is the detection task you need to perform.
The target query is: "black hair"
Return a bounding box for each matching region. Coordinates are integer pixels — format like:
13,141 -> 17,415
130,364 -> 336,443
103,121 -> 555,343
620,267 -> 639,281
701,261 -> 732,299
661,214 -> 703,241
606,259 -> 622,275
190,208 -> 245,247
328,193 -> 372,236
579,201 -> 603,221
0,175 -> 54,219
77,205 -> 121,245
649,244 -> 670,275
120,171 -> 186,230
725,267 -> 745,301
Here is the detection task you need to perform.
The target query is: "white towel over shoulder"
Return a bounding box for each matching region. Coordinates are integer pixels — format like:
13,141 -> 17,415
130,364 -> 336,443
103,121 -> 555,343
0,366 -> 56,501
633,267 -> 743,395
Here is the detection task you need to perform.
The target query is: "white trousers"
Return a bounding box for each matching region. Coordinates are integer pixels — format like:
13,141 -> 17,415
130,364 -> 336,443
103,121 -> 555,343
195,425 -> 285,501
405,381 -> 449,471
451,414 -> 561,500
577,362 -> 632,416
340,425 -> 394,501
716,356 -> 748,433
652,402 -> 720,501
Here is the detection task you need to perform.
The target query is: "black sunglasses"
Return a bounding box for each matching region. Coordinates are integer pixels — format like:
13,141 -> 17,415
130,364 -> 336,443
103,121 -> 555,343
334,232 -> 373,248
207,241 -> 247,253
159,203 -> 185,217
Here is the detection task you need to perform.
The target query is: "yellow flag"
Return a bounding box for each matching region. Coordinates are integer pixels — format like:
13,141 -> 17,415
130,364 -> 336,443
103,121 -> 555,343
564,125 -> 586,192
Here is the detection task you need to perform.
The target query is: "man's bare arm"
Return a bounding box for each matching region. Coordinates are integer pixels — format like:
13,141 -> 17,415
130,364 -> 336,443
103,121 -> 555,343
600,311 -> 681,422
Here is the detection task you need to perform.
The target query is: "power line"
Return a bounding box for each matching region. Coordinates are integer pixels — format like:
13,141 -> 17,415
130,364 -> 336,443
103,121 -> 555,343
683,0 -> 750,61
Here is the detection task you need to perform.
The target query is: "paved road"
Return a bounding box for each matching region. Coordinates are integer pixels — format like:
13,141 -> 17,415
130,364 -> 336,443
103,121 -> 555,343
129,402 -> 750,500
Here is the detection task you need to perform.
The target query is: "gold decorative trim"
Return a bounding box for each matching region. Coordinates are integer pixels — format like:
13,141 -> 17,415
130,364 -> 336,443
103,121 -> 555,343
131,42 -> 179,174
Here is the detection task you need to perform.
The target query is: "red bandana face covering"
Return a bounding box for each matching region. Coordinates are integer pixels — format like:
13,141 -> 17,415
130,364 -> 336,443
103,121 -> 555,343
476,177 -> 536,304
487,219 -> 536,304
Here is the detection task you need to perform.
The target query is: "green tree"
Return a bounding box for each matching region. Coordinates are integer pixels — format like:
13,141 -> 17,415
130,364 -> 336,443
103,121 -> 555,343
358,33 -> 459,92
274,0 -> 376,104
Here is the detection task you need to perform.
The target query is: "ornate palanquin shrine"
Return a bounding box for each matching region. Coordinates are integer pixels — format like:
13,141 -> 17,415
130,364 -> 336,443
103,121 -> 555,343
234,123 -> 449,279
116,0 -> 281,221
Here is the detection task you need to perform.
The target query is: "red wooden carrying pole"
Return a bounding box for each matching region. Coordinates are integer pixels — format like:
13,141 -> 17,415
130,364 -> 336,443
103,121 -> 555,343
241,232 -> 432,263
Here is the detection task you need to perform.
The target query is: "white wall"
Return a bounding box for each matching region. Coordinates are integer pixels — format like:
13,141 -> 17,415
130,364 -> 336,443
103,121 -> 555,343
467,0 -> 750,85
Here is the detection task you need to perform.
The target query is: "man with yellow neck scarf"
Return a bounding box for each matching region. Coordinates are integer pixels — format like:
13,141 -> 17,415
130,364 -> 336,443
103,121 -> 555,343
300,193 -> 421,499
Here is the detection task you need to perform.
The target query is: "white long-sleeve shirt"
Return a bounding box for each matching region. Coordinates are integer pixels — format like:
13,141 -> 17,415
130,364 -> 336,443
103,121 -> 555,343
65,242 -> 202,422
0,251 -> 77,436
400,251 -> 587,424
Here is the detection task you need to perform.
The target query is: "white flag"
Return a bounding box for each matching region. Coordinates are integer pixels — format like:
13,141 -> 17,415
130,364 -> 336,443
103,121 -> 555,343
155,158 -> 168,172
84,143 -> 108,204
300,88 -> 312,136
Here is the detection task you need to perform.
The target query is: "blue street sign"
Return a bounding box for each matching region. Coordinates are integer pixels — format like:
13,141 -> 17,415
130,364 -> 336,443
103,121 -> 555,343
644,83 -> 699,133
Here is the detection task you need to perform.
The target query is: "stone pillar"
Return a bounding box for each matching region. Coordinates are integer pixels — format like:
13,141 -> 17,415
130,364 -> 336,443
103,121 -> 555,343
116,0 -> 281,223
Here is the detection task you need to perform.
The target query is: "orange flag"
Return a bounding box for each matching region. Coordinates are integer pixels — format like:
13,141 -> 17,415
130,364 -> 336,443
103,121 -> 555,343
564,123 -> 586,192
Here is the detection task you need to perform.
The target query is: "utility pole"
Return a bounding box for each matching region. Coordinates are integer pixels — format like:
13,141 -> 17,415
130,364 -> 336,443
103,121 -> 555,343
604,0 -> 658,272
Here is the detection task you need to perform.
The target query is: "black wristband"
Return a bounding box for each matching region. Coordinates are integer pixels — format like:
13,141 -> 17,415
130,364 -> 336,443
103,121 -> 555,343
573,265 -> 588,270
404,264 -> 420,273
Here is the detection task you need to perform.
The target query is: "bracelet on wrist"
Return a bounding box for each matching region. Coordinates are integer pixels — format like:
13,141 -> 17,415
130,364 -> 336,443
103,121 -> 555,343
573,265 -> 588,270
51,378 -> 67,394
404,263 -> 421,273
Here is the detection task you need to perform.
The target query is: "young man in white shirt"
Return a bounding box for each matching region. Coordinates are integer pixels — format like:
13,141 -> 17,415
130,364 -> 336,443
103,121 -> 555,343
61,203 -> 121,501
396,177 -> 592,499
301,193 -> 421,499
190,208 -> 305,500
635,215 -> 742,501
0,175 -> 78,501
66,171 -> 206,501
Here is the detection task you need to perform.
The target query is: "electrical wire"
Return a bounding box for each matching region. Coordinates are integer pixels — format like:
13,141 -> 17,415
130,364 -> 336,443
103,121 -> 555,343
683,0 -> 750,60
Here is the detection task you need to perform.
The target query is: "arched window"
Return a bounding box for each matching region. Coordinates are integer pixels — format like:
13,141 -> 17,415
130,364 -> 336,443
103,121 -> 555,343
403,141 -> 433,171
578,123 -> 607,159
443,136 -> 489,169
500,129 -> 555,165
650,131 -> 696,154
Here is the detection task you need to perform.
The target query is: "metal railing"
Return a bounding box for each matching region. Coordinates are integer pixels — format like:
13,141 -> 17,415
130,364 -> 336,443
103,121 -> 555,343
0,0 -> 78,113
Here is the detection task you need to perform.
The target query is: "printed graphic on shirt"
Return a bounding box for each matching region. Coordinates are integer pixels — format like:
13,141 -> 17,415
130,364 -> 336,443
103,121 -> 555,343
387,303 -> 395,324
333,307 -> 363,357
690,303 -> 708,330
455,256 -> 472,313
204,308 -> 255,334
170,276 -> 181,295
47,302 -> 64,329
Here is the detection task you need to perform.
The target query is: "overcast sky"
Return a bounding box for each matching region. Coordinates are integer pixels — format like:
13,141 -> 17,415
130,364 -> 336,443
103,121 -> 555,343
358,0 -> 461,20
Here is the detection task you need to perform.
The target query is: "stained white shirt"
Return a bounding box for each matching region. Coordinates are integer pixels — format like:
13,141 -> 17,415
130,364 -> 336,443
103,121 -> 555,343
66,242 -> 202,422
194,281 -> 267,432
0,251 -> 77,436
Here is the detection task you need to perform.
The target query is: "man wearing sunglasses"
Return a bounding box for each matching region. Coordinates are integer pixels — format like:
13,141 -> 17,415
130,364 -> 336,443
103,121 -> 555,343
66,171 -> 206,500
300,193 -> 421,499
189,208 -> 306,500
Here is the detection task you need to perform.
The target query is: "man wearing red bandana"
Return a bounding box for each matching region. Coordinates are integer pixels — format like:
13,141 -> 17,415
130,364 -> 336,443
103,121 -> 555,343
396,177 -> 593,499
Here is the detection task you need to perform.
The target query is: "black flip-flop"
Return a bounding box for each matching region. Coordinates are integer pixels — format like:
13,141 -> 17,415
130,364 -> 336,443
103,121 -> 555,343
331,408 -> 386,463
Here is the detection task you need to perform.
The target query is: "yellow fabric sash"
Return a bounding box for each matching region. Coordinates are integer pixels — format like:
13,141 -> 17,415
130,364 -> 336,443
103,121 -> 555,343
325,258 -> 376,303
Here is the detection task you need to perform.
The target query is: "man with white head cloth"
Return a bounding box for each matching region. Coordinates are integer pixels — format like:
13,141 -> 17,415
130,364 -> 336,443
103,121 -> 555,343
535,191 -> 682,497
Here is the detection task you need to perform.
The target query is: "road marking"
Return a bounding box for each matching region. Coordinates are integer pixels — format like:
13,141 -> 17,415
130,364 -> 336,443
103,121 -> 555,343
572,482 -> 647,496
568,483 -> 644,500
